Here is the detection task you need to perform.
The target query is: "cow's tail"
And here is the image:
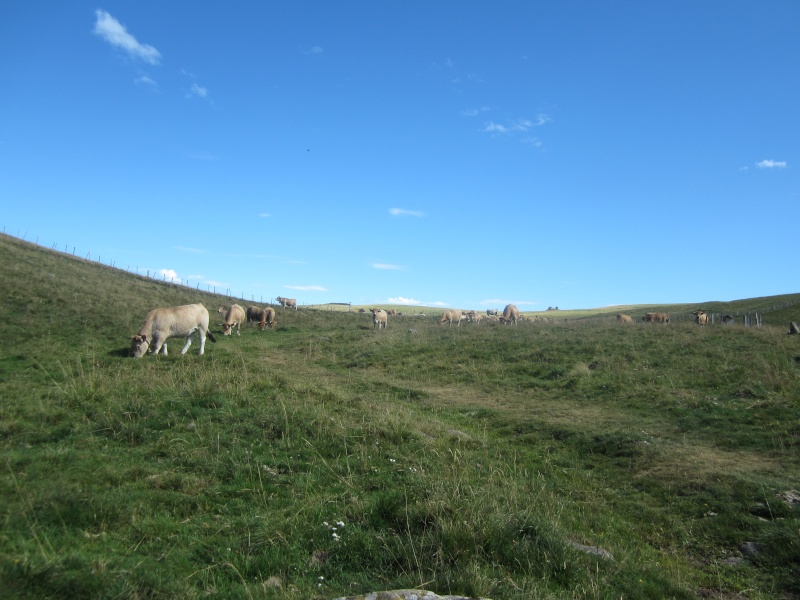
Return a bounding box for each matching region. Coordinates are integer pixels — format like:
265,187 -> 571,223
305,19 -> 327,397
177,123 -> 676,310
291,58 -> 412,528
207,331 -> 217,343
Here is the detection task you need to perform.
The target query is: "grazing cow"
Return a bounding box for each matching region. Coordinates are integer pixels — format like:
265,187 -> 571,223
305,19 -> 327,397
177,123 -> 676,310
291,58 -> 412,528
616,314 -> 633,324
438,309 -> 462,327
693,310 -> 709,326
386,309 -> 398,316
642,312 -> 670,323
276,297 -> 297,310
130,303 -> 216,358
370,308 -> 388,329
247,306 -> 277,330
500,304 -> 520,325
217,306 -> 227,317
486,309 -> 499,316
223,304 -> 246,336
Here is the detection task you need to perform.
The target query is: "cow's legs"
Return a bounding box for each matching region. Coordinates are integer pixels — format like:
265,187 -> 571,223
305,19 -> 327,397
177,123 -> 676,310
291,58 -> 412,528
198,331 -> 206,355
180,335 -> 193,355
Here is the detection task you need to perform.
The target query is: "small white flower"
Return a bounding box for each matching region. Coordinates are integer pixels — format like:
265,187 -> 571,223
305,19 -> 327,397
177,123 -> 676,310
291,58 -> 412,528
336,521 -> 345,528
332,532 -> 340,540
322,521 -> 329,528
389,458 -> 396,463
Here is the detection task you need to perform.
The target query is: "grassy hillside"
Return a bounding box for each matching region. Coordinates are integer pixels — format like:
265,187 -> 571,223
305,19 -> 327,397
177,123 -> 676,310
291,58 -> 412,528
1,233 -> 799,599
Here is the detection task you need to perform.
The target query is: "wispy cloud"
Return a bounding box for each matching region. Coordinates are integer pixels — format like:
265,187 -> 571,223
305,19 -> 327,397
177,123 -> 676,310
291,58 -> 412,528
286,285 -> 327,291
372,263 -> 406,270
176,246 -> 204,254
483,115 -> 550,135
258,212 -> 271,218
93,10 -> 161,65
134,75 -> 157,87
462,106 -> 490,117
305,46 -> 324,55
187,83 -> 209,99
388,296 -> 420,305
389,208 -> 424,217
756,159 -> 787,169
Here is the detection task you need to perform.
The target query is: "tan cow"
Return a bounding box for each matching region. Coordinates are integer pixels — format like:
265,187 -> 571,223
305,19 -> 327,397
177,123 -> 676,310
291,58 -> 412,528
276,297 -> 297,310
438,309 -> 462,327
500,304 -> 520,325
642,312 -> 670,323
693,310 -> 709,326
217,306 -> 227,317
370,308 -> 388,329
247,306 -> 277,330
130,303 -> 216,357
223,304 -> 246,335
616,314 -> 633,324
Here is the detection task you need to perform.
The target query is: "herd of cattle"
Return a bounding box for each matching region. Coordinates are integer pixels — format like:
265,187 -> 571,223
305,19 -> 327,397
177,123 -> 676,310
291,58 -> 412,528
129,300 -> 718,358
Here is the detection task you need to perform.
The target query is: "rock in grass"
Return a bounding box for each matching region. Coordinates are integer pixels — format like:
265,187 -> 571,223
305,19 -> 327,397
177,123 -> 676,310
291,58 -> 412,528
569,541 -> 615,561
331,591 -> 491,600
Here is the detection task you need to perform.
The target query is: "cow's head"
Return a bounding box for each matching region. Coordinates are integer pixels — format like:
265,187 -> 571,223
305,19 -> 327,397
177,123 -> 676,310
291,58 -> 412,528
222,323 -> 234,336
130,334 -> 149,358
258,320 -> 267,330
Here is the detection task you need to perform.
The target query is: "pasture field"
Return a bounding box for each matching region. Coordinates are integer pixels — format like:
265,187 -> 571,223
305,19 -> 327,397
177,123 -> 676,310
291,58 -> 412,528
1,233 -> 799,599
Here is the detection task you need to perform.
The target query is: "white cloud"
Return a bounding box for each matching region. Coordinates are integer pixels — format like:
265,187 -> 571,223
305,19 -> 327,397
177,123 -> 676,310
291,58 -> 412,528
135,75 -> 157,87
258,212 -> 271,218
93,10 -> 161,65
756,159 -> 787,169
389,208 -> 424,217
159,268 -> 180,281
388,296 -> 420,305
308,46 -> 324,54
462,106 -> 490,117
286,285 -> 327,291
187,83 -> 208,99
372,263 -> 406,270
483,115 -> 550,135
203,280 -> 228,287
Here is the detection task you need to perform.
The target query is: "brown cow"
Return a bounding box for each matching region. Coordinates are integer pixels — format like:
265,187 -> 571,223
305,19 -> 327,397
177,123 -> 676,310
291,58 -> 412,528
247,306 -> 277,330
438,309 -> 462,327
500,304 -> 520,325
642,312 -> 670,323
370,308 -> 388,329
276,297 -> 297,310
693,310 -> 708,326
130,303 -> 216,357
223,304 -> 246,335
616,314 -> 633,324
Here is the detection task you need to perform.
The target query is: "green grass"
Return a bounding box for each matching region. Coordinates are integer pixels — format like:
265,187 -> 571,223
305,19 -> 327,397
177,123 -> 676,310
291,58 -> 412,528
1,233 -> 799,599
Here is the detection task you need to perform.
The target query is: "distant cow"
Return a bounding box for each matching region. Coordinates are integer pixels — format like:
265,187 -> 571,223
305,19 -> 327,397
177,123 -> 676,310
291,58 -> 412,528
722,314 -> 734,325
386,309 -> 398,316
223,304 -> 246,336
438,309 -> 462,327
370,308 -> 388,329
130,303 -> 216,357
500,304 -> 520,325
693,310 -> 709,326
486,309 -> 499,316
217,306 -> 227,317
642,312 -> 670,323
276,297 -> 297,310
247,306 -> 277,330
616,314 -> 633,324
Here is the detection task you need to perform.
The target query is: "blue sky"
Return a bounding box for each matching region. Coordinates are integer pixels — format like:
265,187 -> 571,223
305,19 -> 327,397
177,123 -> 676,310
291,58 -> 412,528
2,2 -> 797,310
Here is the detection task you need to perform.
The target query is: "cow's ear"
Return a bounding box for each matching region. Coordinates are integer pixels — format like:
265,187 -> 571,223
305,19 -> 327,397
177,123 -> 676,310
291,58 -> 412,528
141,335 -> 147,342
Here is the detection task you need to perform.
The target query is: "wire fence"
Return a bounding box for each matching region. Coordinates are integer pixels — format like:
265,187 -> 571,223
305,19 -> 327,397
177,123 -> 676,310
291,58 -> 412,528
3,227 -> 285,307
